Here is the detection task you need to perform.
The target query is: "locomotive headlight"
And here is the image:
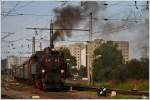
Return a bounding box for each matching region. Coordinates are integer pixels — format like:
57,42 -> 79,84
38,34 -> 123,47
42,69 -> 45,73
61,69 -> 64,73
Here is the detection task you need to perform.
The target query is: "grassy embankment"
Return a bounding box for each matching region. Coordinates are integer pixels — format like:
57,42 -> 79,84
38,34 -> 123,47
77,79 -> 149,99
75,79 -> 149,91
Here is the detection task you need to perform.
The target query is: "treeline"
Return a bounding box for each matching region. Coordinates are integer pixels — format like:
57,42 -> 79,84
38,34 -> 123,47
93,41 -> 149,82
58,43 -> 149,81
111,58 -> 149,82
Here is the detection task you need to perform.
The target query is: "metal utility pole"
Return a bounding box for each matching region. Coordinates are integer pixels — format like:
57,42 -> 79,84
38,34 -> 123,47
87,12 -> 93,86
89,12 -> 92,41
49,22 -> 51,48
50,20 -> 54,48
39,42 -> 42,51
32,29 -> 37,55
32,36 -> 35,54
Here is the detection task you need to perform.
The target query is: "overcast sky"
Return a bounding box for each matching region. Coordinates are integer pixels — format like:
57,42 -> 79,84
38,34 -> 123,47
1,1 -> 149,59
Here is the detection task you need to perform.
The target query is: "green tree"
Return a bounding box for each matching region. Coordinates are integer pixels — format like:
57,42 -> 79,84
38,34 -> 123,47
111,64 -> 128,82
140,58 -> 149,79
58,47 -> 77,66
111,58 -> 149,82
126,58 -> 149,80
93,41 -> 123,82
72,68 -> 78,75
79,65 -> 87,78
58,47 -> 77,78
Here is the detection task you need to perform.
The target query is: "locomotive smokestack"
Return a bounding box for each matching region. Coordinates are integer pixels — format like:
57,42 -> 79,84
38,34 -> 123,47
50,21 -> 54,49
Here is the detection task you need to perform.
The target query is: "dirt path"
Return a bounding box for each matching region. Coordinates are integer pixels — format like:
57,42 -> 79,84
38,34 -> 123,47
1,79 -> 106,99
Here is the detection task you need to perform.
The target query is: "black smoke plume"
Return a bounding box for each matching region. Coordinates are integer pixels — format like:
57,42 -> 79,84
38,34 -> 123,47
53,1 -> 106,40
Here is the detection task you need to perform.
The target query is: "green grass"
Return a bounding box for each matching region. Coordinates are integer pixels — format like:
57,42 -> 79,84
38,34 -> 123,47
93,80 -> 149,91
78,90 -> 145,99
66,79 -> 149,91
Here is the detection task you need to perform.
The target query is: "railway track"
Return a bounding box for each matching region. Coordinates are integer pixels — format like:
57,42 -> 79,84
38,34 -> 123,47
67,84 -> 149,97
107,88 -> 149,97
2,78 -> 148,98
65,80 -> 149,97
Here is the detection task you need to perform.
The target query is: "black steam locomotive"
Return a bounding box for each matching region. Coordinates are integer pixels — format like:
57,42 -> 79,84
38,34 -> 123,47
13,22 -> 69,90
13,47 -> 67,90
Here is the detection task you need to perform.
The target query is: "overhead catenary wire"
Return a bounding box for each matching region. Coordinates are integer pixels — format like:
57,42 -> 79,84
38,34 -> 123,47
2,1 -> 21,20
2,1 -> 33,18
1,11 -> 145,22
60,21 -> 147,43
2,1 -> 53,41
104,2 -> 148,7
1,12 -> 53,16
14,1 -> 33,11
28,14 -> 147,44
2,1 -> 148,57
94,21 -> 147,34
3,15 -> 146,43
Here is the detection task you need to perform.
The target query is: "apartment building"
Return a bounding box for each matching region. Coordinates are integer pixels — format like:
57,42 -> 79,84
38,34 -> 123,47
68,43 -> 85,70
112,41 -> 129,63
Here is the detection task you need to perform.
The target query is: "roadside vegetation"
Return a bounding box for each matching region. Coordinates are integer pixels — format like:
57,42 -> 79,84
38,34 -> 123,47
94,79 -> 149,91
59,42 -> 149,91
58,47 -> 78,78
92,41 -> 149,91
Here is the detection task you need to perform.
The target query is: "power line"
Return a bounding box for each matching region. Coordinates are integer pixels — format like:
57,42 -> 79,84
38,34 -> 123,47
60,40 -> 88,42
2,1 -> 33,18
54,20 -> 141,42
1,12 -> 145,22
1,12 -> 53,16
2,1 -> 21,20
104,3 -> 148,7
14,1 -> 33,11
93,21 -> 147,34
101,18 -> 144,22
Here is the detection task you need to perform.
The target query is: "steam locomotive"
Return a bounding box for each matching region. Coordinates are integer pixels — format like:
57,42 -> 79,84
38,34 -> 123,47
13,22 -> 70,90
13,47 -> 67,90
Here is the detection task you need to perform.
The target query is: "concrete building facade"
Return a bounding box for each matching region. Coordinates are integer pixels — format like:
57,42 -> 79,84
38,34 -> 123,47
17,56 -> 30,66
1,59 -> 7,70
68,43 -> 85,70
4,56 -> 29,69
7,56 -> 18,69
141,47 -> 149,59
112,41 -> 129,63
56,39 -> 129,83
81,48 -> 86,67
